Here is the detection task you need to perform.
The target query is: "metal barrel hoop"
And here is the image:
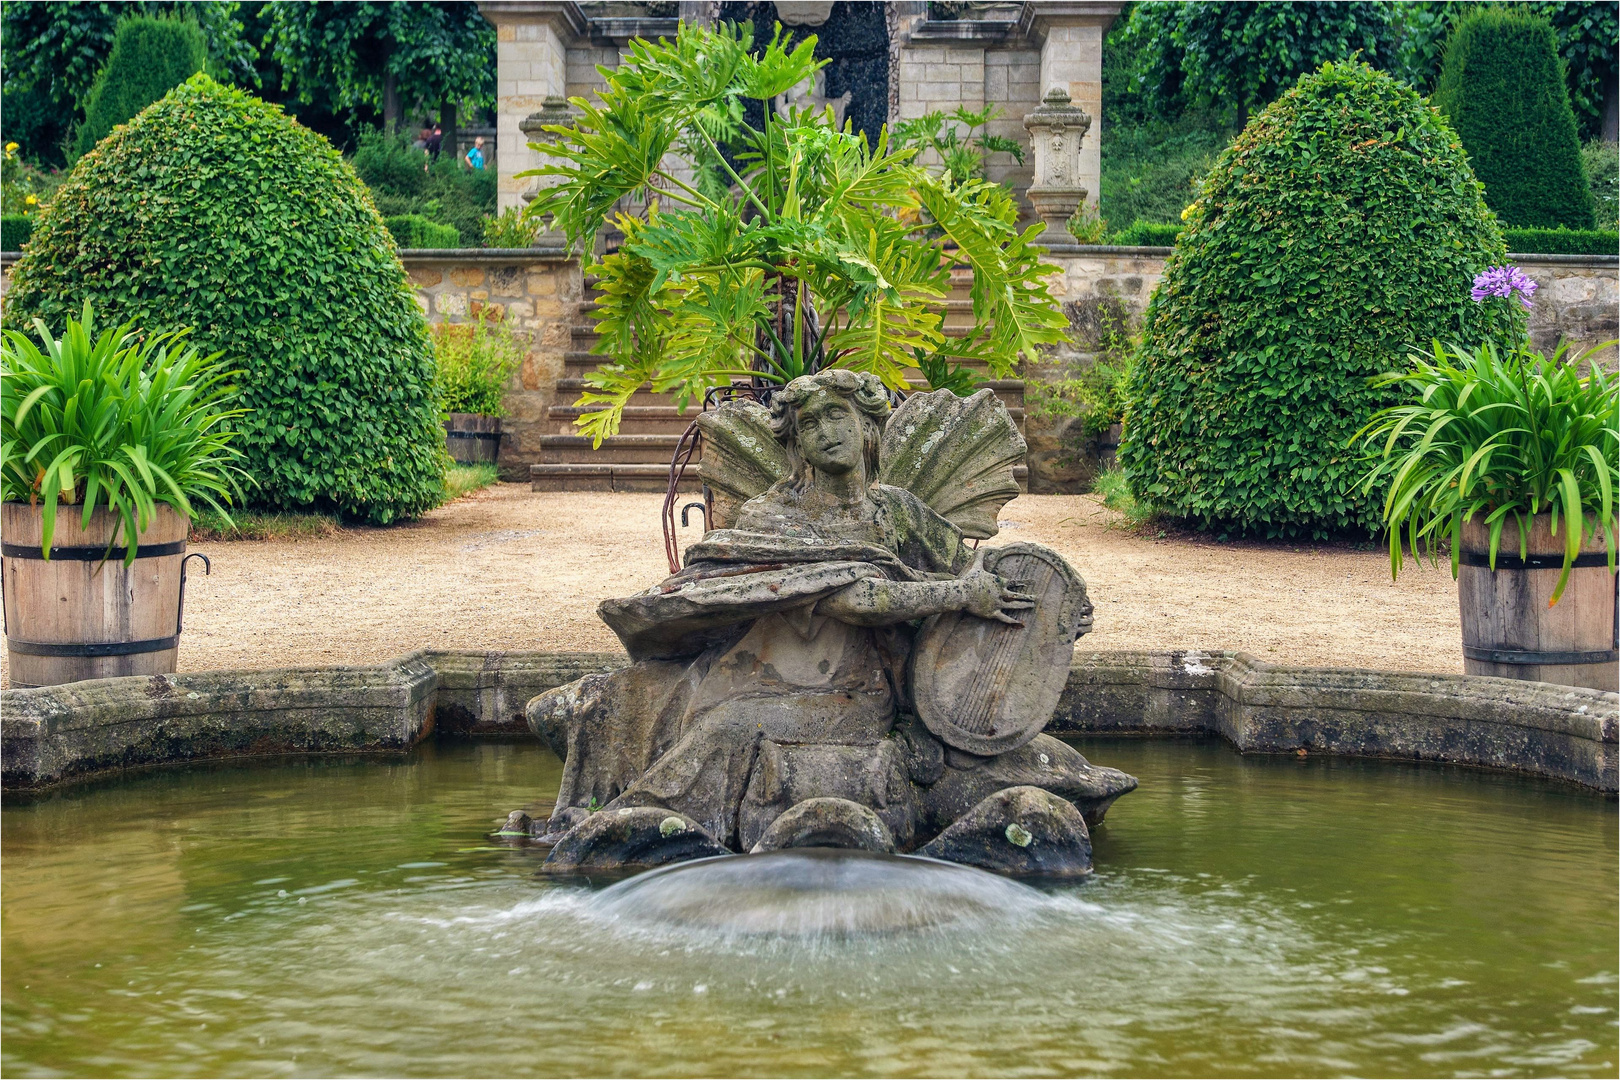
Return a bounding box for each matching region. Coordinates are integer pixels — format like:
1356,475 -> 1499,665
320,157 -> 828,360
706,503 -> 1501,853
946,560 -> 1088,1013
2,541 -> 201,659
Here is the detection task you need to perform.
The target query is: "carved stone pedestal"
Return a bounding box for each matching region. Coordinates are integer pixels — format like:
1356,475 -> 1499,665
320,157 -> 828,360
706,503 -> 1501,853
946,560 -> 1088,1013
1023,87 -> 1093,247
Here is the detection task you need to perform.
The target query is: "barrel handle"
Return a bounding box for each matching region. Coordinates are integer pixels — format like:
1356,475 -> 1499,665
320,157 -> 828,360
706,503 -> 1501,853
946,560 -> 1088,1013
177,553 -> 211,635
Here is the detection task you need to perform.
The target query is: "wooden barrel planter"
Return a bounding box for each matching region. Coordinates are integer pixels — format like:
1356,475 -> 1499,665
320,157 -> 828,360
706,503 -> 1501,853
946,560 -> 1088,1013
2,503 -> 204,689
444,413 -> 501,465
1458,515 -> 1618,691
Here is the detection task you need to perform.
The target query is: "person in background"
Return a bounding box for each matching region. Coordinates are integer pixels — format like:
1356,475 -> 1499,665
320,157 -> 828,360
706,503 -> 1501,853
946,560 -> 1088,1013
412,125 -> 430,152
464,135 -> 485,170
426,124 -> 443,160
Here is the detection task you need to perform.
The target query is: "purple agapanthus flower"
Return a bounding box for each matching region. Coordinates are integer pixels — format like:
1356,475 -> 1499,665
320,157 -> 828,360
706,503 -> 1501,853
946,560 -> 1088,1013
1471,264 -> 1538,309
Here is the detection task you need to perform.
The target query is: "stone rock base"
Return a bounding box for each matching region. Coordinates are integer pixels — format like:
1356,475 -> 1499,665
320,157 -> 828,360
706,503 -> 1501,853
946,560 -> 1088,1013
917,785 -> 1093,876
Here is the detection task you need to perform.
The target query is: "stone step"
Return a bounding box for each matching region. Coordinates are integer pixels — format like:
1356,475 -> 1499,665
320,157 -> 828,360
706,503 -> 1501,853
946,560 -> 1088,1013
540,434 -> 687,465
571,320 -> 993,347
552,377 -> 1026,404
549,402 -> 1026,436
530,461 -> 1027,494
562,349 -> 1011,371
530,463 -> 700,493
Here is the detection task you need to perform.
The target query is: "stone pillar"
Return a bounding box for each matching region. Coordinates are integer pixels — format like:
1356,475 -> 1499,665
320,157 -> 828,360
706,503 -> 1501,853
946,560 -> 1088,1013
479,2 -> 586,213
1031,3 -> 1120,215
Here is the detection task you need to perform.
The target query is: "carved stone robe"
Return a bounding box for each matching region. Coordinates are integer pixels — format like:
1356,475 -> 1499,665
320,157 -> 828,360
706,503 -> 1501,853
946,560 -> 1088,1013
537,483 -> 969,849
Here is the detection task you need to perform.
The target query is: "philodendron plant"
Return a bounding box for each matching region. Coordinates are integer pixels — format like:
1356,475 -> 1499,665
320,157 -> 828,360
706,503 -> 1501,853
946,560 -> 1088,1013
520,21 -> 1067,444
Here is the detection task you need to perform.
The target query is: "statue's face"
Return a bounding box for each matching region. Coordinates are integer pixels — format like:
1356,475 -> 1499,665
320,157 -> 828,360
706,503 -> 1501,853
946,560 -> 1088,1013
795,391 -> 866,476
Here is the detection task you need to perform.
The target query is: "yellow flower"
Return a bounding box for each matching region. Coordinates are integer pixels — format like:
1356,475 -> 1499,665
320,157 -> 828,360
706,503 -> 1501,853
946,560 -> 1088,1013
4,142 -> 16,152
25,194 -> 38,205
1180,202 -> 1195,221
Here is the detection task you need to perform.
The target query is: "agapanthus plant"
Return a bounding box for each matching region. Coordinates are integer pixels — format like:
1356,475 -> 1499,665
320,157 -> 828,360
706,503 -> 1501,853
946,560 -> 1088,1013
519,21 -> 1066,445
1355,332 -> 1617,605
1470,264 -> 1538,308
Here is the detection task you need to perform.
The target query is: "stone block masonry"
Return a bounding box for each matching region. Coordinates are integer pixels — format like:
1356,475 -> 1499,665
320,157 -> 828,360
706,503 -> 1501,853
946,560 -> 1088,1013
402,250 -> 583,480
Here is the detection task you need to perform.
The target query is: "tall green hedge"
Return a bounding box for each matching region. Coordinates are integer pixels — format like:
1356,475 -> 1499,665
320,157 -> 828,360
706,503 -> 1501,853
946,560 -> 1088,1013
1432,8 -> 1595,229
1503,226 -> 1619,255
1120,61 -> 1507,538
73,14 -> 207,160
0,216 -> 34,251
10,74 -> 446,523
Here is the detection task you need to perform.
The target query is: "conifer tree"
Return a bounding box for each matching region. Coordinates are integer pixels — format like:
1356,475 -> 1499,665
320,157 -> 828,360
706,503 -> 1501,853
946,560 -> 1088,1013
1432,8 -> 1596,229
73,14 -> 207,159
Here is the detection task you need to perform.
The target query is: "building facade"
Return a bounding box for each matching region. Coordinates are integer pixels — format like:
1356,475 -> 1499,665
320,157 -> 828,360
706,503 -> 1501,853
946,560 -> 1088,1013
478,1 -> 1120,226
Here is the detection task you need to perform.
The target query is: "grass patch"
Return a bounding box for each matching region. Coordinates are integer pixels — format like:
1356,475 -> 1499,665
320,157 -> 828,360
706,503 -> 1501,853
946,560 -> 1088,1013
1092,466 -> 1156,529
188,464 -> 499,541
189,508 -> 341,542
445,463 -> 500,502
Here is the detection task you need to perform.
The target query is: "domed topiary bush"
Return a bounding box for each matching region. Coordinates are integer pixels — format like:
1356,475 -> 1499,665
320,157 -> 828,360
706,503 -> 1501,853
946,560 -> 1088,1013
1120,60 -> 1508,537
9,74 -> 445,523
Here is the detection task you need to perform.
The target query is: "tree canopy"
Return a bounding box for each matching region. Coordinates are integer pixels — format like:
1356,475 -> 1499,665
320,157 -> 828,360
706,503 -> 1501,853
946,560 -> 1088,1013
1110,0 -> 1617,135
265,1 -> 495,131
0,0 -> 254,164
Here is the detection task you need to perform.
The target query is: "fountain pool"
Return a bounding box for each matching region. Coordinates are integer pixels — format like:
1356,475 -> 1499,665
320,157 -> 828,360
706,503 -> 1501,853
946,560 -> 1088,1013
3,738 -> 1614,1078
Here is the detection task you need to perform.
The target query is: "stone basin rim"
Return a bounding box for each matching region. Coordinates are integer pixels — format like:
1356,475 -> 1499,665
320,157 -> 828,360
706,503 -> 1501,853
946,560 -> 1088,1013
1,647 -> 1614,794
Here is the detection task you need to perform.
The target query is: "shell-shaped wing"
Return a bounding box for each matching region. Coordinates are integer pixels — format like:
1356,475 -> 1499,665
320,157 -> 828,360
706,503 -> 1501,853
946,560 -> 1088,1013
877,388 -> 1025,539
696,400 -> 790,530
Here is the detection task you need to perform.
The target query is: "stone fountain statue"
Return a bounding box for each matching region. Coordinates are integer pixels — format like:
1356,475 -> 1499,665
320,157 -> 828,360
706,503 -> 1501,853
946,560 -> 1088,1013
525,371 -> 1137,876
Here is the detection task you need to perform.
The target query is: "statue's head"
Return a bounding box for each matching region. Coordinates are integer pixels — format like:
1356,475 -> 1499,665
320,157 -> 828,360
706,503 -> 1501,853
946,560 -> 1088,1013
769,369 -> 889,488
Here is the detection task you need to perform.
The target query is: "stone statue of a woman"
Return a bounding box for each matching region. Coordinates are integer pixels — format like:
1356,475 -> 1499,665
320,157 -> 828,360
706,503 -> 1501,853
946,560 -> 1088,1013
527,370 -> 1136,875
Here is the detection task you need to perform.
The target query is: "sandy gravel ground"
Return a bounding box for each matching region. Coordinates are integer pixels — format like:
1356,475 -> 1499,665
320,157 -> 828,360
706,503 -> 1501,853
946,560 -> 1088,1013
2,484 -> 1466,686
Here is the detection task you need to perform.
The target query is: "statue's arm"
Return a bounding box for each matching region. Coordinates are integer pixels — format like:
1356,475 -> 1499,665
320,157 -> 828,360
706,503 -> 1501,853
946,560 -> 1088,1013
817,569 -> 1034,627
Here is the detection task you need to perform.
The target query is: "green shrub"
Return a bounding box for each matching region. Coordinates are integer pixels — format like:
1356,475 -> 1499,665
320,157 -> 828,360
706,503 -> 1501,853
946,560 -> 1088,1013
1065,205 -> 1110,245
73,14 -> 206,160
1,143 -> 62,217
1,302 -> 247,561
1109,220 -> 1182,247
353,130 -> 493,247
1582,139 -> 1618,228
385,214 -> 462,249
482,206 -> 540,248
8,74 -> 448,524
1432,8 -> 1595,229
1099,111 -> 1233,227
432,317 -> 524,417
352,129 -> 429,198
1,216 -> 34,250
1503,226 -> 1619,255
1120,60 -> 1507,538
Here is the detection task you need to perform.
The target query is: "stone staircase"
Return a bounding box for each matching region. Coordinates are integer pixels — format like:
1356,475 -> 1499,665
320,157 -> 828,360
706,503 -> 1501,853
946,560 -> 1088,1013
531,270 -> 1028,493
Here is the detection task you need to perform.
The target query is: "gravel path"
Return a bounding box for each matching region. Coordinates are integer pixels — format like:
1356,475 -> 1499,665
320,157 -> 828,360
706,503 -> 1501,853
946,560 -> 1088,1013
2,484 -> 1466,686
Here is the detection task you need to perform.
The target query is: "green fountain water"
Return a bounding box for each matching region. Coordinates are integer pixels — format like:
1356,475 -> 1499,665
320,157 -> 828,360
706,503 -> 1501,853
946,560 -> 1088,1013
3,738 -> 1614,1078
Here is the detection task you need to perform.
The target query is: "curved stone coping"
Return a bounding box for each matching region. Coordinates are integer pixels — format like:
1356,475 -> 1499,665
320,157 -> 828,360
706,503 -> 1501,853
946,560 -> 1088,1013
1,649 -> 1613,793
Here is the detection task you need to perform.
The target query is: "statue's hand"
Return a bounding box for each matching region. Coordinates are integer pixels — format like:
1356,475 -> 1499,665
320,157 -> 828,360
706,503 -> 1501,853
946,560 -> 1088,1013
961,568 -> 1037,626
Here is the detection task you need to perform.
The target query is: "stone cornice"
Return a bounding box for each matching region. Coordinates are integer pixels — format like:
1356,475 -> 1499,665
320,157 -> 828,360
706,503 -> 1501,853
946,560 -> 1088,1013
476,0 -> 588,41
586,16 -> 680,45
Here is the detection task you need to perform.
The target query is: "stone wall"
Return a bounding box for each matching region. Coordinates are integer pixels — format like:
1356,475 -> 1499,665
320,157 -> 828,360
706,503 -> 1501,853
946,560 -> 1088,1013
1019,248 -> 1620,492
2,247 -> 1611,492
402,251 -> 583,479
